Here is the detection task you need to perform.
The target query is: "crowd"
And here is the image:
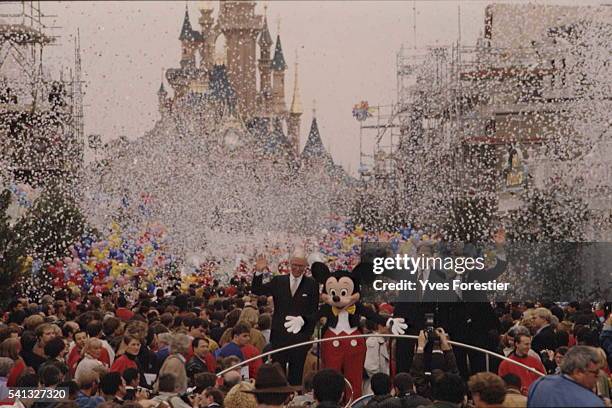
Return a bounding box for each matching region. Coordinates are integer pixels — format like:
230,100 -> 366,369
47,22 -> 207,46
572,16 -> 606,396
0,250 -> 610,408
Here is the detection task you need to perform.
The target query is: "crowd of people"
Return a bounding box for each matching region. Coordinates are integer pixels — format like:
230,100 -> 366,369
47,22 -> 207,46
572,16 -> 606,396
0,249 -> 610,408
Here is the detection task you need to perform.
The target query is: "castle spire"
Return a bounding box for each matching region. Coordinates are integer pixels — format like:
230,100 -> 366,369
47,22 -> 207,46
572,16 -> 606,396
301,112 -> 333,165
271,34 -> 287,71
258,6 -> 273,48
179,4 -> 194,41
158,68 -> 166,95
290,51 -> 302,114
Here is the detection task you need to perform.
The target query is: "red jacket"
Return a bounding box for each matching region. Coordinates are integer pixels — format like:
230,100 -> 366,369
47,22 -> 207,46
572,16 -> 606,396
241,344 -> 262,380
498,353 -> 545,395
7,359 -> 26,387
116,308 -> 134,321
67,346 -> 82,376
110,354 -> 138,375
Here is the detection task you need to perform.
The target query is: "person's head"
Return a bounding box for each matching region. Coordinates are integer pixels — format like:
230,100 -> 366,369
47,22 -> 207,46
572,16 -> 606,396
431,372 -> 465,405
531,308 -> 552,330
312,368 -> 345,404
567,301 -> 579,314
554,346 -> 569,367
370,372 -> 392,396
468,372 -> 506,408
560,345 -> 602,390
289,248 -> 308,278
123,335 -> 141,356
86,320 -> 104,339
169,333 -> 191,356
157,332 -> 172,349
193,372 -> 217,393
100,372 -> 125,398
0,337 -> 21,360
157,373 -> 178,393
74,331 -> 88,349
501,373 -> 521,391
513,333 -> 532,358
39,364 -> 63,387
192,337 -> 210,359
122,368 -> 139,388
0,357 -> 14,377
36,323 -> 56,346
239,307 -> 260,329
232,322 -> 251,346
203,387 -> 224,406
103,317 -> 121,338
184,317 -> 207,339
394,372 -> 416,396
44,337 -> 67,360
83,338 -> 103,360
258,313 -> 271,331
251,363 -> 295,407
17,372 -> 39,388
223,369 -> 242,390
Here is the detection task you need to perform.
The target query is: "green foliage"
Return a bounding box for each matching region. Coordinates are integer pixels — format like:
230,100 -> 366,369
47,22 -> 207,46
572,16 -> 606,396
16,186 -> 91,264
0,189 -> 28,305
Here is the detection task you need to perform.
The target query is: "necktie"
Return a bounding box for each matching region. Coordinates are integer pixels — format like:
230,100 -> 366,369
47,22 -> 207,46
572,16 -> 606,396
290,277 -> 298,297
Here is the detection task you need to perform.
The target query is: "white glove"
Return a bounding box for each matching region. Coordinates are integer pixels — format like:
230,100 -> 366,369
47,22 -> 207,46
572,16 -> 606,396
284,316 -> 305,334
386,317 -> 407,335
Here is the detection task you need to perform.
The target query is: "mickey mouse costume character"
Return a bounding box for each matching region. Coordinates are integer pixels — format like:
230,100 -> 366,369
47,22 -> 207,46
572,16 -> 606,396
285,261 -> 407,399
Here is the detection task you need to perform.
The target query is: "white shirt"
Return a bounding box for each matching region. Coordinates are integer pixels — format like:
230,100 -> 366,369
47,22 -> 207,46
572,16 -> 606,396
331,310 -> 354,334
289,274 -> 303,296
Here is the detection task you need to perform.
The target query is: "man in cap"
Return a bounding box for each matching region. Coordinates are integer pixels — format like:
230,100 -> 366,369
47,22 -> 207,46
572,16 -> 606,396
251,247 -> 319,386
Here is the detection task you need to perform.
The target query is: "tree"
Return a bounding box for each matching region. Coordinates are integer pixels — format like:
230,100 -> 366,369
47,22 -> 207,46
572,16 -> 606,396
15,184 -> 94,296
0,189 -> 28,306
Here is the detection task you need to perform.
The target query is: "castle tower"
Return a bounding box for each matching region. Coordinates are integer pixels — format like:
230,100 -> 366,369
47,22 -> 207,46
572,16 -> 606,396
218,0 -> 261,119
157,79 -> 168,117
287,52 -> 302,156
301,102 -> 334,167
179,5 -> 197,69
198,3 -> 216,73
257,7 -> 273,118
271,29 -> 288,117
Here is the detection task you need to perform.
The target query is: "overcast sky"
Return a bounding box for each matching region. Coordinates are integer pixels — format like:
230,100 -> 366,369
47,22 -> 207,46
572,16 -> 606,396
23,0 -> 605,174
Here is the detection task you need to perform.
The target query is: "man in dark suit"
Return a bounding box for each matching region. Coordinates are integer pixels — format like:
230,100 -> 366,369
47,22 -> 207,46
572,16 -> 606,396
530,307 -> 557,354
441,238 -> 507,378
393,228 -> 507,376
251,249 -> 319,386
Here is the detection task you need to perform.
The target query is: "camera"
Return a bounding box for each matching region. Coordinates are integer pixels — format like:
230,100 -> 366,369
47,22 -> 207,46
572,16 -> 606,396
424,313 -> 439,343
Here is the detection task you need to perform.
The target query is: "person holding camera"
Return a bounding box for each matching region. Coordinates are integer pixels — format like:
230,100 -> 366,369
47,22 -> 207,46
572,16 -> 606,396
410,327 -> 459,396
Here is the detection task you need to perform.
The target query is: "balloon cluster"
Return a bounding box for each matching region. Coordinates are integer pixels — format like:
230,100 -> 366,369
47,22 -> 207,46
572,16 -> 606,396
315,217 -> 433,270
46,222 -> 180,294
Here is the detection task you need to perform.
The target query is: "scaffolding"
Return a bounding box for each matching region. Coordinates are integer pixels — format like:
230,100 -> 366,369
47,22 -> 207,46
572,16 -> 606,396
356,2 -> 612,227
0,1 -> 84,186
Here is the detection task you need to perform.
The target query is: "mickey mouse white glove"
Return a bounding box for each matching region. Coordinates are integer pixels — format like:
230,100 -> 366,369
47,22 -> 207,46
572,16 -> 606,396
284,316 -> 305,334
386,317 -> 407,335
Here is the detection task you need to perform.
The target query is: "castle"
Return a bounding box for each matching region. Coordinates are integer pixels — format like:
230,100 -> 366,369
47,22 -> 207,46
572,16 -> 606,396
157,1 -> 306,157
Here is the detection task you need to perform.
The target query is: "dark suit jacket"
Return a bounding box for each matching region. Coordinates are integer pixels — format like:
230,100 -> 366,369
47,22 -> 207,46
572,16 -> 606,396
251,273 -> 319,347
393,256 -> 507,338
532,325 -> 557,354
